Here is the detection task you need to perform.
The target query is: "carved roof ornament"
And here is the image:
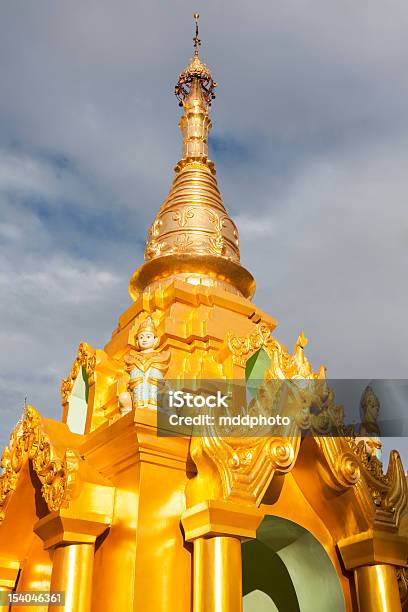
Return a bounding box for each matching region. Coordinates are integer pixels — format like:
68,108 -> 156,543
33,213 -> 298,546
185,325 -> 328,507
61,342 -> 96,405
203,323 -> 408,523
227,322 -> 327,379
0,405 -> 80,520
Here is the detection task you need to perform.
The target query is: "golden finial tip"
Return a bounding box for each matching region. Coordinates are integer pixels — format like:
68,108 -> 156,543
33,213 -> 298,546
193,12 -> 201,56
174,11 -> 217,107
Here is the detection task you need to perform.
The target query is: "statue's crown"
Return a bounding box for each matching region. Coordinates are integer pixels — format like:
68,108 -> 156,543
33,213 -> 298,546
136,316 -> 157,335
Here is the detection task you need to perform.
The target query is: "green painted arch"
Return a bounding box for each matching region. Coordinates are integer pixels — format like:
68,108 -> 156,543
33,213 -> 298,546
243,516 -> 345,612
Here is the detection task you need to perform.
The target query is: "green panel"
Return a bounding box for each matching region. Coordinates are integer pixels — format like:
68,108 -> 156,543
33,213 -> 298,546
67,366 -> 89,434
242,516 -> 345,612
242,540 -> 300,612
245,348 -> 271,382
243,590 -> 279,612
71,366 -> 89,401
245,348 -> 272,403
277,533 -> 345,612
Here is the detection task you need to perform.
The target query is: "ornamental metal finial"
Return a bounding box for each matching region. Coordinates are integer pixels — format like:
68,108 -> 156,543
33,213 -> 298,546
193,12 -> 201,56
174,13 -> 217,107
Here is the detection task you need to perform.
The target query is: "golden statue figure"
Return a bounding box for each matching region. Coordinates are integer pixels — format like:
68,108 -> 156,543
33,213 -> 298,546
119,317 -> 170,414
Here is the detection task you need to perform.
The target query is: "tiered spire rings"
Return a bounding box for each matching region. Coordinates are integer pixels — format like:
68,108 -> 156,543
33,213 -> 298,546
129,14 -> 255,300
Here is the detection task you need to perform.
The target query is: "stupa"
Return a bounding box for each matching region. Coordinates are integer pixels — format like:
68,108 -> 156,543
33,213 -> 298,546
0,14 -> 407,612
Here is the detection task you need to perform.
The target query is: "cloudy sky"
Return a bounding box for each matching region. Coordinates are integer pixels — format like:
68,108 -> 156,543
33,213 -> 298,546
0,1 -> 407,462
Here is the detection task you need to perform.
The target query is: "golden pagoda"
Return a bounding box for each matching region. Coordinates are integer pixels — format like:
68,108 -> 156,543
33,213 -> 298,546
0,14 -> 408,612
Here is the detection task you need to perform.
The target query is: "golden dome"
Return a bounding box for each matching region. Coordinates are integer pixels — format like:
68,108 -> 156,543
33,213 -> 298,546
129,15 -> 255,300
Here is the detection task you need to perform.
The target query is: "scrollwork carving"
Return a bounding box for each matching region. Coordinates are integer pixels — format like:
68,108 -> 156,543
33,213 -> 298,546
149,218 -> 162,238
227,323 -> 326,380
0,406 -> 80,521
188,432 -> 300,507
207,209 -> 228,233
172,207 -> 195,227
227,322 -> 272,367
337,451 -> 361,487
208,232 -> 225,255
61,342 -> 96,404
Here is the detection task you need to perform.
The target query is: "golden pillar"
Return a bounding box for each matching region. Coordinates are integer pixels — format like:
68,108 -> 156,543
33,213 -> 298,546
193,536 -> 242,612
49,544 -> 94,611
34,511 -> 110,612
182,500 -> 263,612
354,564 -> 401,611
0,558 -> 19,612
338,529 -> 407,612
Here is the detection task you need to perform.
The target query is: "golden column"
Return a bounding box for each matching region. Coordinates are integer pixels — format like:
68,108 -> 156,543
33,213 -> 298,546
48,544 -> 94,611
0,558 -> 19,612
354,565 -> 401,611
34,510 -> 110,612
338,529 -> 408,611
182,500 -> 263,612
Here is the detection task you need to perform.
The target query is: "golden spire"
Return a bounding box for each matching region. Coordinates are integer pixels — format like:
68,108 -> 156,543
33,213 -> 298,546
174,12 -> 217,162
129,14 -> 255,300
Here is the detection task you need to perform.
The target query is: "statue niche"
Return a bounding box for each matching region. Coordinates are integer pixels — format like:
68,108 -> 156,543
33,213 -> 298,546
118,317 -> 170,415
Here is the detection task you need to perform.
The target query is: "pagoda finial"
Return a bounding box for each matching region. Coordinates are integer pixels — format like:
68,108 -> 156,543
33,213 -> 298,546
193,12 -> 201,57
175,13 -> 217,108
